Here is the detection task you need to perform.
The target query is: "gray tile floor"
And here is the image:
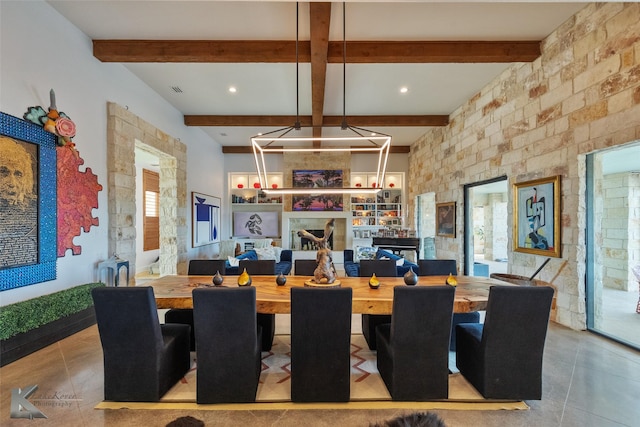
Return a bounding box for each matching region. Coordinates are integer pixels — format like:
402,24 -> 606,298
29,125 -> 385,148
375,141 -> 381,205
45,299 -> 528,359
1,316 -> 639,426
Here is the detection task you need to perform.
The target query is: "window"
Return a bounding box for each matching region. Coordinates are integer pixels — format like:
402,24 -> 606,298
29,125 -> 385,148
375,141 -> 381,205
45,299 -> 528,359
143,169 -> 159,251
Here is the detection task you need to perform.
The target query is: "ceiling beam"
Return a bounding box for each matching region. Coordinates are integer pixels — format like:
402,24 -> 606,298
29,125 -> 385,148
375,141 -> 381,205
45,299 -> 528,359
184,115 -> 449,127
93,40 -> 540,63
223,145 -> 411,154
309,3 -> 332,133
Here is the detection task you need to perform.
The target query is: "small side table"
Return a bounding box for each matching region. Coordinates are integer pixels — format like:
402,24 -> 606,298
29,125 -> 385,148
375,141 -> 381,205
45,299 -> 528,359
98,255 -> 130,287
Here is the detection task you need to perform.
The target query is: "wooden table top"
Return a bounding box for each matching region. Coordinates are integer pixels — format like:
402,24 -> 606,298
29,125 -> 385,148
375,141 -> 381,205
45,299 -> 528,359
148,274 -> 511,314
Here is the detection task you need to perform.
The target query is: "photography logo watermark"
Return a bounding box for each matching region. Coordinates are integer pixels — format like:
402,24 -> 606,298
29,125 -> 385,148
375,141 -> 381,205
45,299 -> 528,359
11,385 -> 83,419
10,385 -> 47,419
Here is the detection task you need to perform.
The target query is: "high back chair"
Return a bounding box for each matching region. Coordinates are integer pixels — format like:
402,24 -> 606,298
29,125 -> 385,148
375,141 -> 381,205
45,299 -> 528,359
417,259 -> 457,276
376,286 -> 455,400
237,259 -> 276,351
456,285 -> 554,400
193,287 -> 262,403
92,287 -> 191,401
294,259 -> 318,276
164,259 -> 227,350
359,259 -> 397,350
291,287 -> 353,402
188,259 -> 226,275
417,259 -> 479,350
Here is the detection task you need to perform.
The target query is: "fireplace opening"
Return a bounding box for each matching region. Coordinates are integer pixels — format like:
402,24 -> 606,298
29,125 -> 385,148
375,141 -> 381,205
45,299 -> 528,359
300,229 -> 334,251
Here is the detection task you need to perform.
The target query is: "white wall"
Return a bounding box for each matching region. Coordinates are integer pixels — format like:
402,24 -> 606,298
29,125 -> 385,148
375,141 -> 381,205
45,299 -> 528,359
0,1 -> 223,305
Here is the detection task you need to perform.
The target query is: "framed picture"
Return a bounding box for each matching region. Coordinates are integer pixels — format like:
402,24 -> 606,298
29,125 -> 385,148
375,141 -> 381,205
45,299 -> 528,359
383,190 -> 390,200
291,169 -> 344,211
0,112 -> 57,290
513,175 -> 561,257
192,192 -> 221,247
436,201 -> 456,237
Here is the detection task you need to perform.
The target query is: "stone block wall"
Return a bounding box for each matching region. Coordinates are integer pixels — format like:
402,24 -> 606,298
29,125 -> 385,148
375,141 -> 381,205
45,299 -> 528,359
602,172 -> 640,291
408,3 -> 640,329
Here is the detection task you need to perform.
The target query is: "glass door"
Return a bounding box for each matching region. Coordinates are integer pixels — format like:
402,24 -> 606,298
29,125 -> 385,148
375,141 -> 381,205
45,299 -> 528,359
586,142 -> 640,349
463,177 -> 508,276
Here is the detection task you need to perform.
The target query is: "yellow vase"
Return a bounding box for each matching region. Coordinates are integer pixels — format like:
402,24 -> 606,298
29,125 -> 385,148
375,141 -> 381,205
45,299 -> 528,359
369,273 -> 380,289
446,273 -> 458,287
238,268 -> 252,286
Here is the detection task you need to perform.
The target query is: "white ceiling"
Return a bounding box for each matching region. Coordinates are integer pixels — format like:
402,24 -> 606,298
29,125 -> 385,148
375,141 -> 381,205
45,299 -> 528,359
47,1 -> 588,148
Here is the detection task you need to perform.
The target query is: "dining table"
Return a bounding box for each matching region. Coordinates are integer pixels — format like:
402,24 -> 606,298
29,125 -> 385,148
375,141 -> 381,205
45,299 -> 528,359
148,274 -> 512,314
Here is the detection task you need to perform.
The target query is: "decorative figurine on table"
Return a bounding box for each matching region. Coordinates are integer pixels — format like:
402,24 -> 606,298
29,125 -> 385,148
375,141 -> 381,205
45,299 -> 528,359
297,219 -> 340,287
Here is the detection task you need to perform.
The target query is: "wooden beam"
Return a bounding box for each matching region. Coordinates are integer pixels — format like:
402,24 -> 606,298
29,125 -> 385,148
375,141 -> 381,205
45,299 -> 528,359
93,40 -> 539,63
309,3 -> 332,129
328,41 -> 541,63
222,145 -> 410,154
185,115 -> 448,127
93,40 -> 310,63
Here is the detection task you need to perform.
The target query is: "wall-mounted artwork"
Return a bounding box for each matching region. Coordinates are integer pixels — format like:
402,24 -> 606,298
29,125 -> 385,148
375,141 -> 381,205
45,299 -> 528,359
291,169 -> 344,211
436,201 -> 456,238
0,112 -> 57,291
233,211 -> 279,237
192,192 -> 221,247
22,89 -> 103,257
513,175 -> 561,257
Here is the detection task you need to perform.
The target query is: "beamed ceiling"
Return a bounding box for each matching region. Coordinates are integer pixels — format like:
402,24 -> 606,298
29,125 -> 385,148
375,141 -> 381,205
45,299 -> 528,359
48,1 -> 587,153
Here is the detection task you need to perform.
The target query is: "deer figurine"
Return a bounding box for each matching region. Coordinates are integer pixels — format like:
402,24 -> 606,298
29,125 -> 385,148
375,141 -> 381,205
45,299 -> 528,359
297,219 -> 337,284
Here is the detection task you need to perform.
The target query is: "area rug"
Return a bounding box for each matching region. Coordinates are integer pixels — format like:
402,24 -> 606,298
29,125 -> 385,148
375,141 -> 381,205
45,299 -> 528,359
96,335 -> 528,411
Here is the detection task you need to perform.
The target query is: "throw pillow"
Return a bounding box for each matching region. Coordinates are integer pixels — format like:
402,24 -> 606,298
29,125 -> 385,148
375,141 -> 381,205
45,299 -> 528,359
255,246 -> 277,261
272,246 -> 283,263
356,246 -> 377,262
227,256 -> 239,267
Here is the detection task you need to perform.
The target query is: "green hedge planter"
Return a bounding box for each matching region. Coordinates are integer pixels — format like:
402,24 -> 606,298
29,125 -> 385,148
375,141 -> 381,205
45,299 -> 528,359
0,283 -> 105,367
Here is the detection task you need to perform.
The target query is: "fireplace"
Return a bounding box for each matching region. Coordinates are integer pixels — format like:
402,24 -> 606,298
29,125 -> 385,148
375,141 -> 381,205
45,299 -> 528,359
285,216 -> 347,251
299,229 -> 334,251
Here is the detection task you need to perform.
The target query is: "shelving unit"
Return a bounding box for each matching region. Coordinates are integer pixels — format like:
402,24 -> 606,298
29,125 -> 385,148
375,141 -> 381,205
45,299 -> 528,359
230,173 -> 283,205
350,172 -> 404,230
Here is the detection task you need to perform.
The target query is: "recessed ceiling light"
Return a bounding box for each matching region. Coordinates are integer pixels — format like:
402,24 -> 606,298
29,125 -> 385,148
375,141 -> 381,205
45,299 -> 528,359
400,87 -> 408,94
370,132 -> 377,136
229,86 -> 237,93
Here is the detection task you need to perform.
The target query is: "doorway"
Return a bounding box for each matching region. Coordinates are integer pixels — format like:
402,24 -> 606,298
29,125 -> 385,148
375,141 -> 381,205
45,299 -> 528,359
586,142 -> 640,349
415,192 -> 435,259
463,177 -> 508,276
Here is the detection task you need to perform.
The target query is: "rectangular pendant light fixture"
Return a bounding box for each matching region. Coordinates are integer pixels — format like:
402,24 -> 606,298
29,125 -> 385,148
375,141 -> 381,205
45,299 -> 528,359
252,134 -> 391,194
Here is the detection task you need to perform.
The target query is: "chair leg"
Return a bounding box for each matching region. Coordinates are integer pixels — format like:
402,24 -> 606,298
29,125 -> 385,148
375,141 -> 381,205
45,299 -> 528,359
257,313 -> 275,351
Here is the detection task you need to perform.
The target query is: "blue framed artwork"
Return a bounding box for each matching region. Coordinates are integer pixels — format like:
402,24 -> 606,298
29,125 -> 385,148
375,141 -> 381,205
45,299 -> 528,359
192,192 -> 221,247
0,112 -> 57,291
513,175 -> 561,258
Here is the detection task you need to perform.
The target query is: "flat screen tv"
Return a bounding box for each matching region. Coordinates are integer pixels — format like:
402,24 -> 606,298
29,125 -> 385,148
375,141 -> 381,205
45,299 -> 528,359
233,211 -> 280,238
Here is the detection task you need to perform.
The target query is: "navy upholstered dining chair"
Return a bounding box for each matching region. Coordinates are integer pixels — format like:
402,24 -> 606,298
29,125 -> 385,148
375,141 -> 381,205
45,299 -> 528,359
290,286 -> 353,402
164,259 -> 227,350
92,286 -> 191,401
359,259 -> 397,350
376,286 -> 455,400
456,285 -> 554,400
238,259 -> 277,351
417,258 -> 480,350
192,287 -> 262,403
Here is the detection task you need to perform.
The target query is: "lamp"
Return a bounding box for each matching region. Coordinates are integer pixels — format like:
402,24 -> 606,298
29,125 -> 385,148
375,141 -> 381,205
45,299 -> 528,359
251,2 -> 391,195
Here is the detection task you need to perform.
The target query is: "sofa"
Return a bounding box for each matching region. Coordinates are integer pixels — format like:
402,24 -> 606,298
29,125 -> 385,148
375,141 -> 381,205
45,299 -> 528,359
344,248 -> 418,278
225,248 -> 292,276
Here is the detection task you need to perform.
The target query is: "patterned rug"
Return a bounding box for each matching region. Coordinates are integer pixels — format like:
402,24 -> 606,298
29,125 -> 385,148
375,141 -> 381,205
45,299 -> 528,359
96,335 -> 528,411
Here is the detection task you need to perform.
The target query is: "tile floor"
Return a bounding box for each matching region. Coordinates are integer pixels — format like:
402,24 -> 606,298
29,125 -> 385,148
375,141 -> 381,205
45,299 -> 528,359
1,316 -> 639,426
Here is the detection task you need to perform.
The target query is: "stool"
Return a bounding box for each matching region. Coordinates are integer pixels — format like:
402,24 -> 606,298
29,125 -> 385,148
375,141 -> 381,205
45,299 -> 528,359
98,255 -> 130,287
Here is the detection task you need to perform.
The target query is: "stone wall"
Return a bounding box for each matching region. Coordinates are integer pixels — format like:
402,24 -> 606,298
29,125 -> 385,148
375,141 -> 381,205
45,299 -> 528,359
602,172 -> 637,291
408,3 -> 640,329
